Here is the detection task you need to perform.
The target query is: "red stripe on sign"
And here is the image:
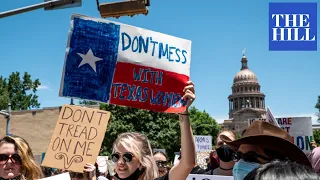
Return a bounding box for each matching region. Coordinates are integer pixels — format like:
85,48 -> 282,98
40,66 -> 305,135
110,62 -> 189,113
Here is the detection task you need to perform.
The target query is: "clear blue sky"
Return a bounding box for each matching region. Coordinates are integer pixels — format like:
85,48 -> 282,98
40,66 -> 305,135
0,0 -> 319,124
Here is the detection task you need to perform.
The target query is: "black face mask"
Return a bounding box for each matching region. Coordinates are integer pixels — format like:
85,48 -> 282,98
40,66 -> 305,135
216,144 -> 235,162
115,168 -> 144,180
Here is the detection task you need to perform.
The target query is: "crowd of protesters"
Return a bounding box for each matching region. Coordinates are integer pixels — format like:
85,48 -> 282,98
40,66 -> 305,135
1,81 -> 320,180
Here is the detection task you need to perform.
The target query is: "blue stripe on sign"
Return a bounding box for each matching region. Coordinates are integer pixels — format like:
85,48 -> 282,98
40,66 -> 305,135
62,17 -> 120,102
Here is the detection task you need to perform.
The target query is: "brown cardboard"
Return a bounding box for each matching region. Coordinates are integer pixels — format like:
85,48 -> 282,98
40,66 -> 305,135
42,104 -> 110,173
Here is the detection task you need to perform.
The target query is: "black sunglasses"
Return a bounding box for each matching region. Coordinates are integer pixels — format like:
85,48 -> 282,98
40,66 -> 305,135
70,172 -> 84,179
111,152 -> 134,163
156,161 -> 168,168
235,151 -> 271,163
0,154 -> 22,165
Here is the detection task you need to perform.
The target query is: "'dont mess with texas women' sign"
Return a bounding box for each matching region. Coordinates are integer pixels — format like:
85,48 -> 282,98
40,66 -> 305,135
59,14 -> 192,113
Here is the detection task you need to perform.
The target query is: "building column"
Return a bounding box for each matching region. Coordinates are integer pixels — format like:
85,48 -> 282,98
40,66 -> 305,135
232,99 -> 236,110
253,97 -> 256,108
238,97 -> 240,110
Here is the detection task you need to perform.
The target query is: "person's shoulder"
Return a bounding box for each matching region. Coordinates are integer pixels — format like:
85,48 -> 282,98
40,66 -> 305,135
154,173 -> 169,180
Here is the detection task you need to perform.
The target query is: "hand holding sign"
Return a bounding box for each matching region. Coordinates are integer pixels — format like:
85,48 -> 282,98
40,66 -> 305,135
181,81 -> 195,113
83,163 -> 96,179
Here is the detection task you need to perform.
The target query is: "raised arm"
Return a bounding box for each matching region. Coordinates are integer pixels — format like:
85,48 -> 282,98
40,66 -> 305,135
168,81 -> 196,180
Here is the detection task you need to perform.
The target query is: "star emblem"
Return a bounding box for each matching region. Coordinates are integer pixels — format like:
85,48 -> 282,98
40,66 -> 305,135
77,49 -> 103,73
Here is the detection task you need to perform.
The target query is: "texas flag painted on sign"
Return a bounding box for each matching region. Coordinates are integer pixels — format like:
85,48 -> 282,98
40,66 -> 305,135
60,14 -> 192,113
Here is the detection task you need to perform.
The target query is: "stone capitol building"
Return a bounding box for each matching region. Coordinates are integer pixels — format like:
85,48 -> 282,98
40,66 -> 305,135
220,52 -> 266,133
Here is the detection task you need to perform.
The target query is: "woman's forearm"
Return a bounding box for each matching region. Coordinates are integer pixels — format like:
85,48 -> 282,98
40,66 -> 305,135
179,112 -> 196,168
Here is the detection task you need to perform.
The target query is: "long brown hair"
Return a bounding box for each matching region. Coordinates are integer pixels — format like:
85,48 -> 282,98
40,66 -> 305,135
0,135 -> 43,180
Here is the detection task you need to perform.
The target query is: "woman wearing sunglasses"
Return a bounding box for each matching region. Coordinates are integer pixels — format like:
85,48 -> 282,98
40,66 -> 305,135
0,135 -> 42,180
153,151 -> 169,177
111,81 -> 196,180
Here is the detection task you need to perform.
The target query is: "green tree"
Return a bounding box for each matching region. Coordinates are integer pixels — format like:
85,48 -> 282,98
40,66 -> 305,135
79,100 -> 98,105
189,106 -> 221,145
316,96 -> 320,121
313,130 -> 320,146
0,77 -> 10,110
99,104 -> 220,160
0,72 -> 41,110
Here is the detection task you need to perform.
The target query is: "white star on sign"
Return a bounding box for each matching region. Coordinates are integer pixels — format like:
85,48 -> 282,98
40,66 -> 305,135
77,49 -> 103,73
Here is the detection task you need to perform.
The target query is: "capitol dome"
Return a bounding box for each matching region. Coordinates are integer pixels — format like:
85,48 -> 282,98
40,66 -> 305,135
233,55 -> 258,84
233,69 -> 258,83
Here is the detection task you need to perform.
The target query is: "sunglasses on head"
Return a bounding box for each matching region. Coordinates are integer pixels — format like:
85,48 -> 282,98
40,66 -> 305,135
70,172 -> 84,179
0,154 -> 22,165
111,152 -> 134,163
235,151 -> 271,163
156,161 -> 168,168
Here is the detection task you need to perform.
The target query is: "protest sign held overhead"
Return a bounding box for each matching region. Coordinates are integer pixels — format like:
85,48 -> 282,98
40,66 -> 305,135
194,135 -> 212,152
42,105 -> 111,173
248,117 -> 313,152
60,14 -> 192,113
266,107 -> 280,127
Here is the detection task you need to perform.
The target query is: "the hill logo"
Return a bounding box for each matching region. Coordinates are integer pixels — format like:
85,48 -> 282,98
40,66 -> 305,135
269,3 -> 317,51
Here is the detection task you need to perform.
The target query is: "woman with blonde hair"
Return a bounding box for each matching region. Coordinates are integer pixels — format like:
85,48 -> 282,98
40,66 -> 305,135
0,135 -> 42,180
111,81 -> 196,180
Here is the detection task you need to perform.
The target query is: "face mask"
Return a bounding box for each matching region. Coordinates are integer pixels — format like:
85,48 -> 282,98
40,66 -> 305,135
233,159 -> 260,180
216,144 -> 235,162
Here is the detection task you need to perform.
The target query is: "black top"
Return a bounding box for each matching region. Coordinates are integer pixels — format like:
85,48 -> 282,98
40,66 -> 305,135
190,165 -> 206,174
0,176 -> 21,180
154,173 -> 169,180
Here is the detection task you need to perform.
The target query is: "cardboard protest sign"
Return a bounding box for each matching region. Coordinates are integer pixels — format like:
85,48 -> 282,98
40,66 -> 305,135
42,105 -> 110,172
187,174 -> 234,180
194,135 -> 212,152
59,14 -> 192,113
39,172 -> 71,180
248,117 -> 313,152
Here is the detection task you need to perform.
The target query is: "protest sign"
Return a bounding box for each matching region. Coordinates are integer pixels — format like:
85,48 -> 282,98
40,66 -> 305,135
187,174 -> 234,180
39,172 -> 71,180
153,149 -> 166,154
42,105 -> 110,172
173,152 -> 180,166
248,118 -> 266,126
248,117 -> 313,152
96,156 -> 108,173
194,135 -> 212,152
60,14 -> 192,113
266,107 -> 280,127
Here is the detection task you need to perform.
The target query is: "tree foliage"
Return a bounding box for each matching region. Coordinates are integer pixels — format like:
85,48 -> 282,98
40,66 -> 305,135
313,130 -> 320,146
79,100 -> 98,105
316,96 -> 320,121
0,72 -> 40,110
99,104 -> 220,160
